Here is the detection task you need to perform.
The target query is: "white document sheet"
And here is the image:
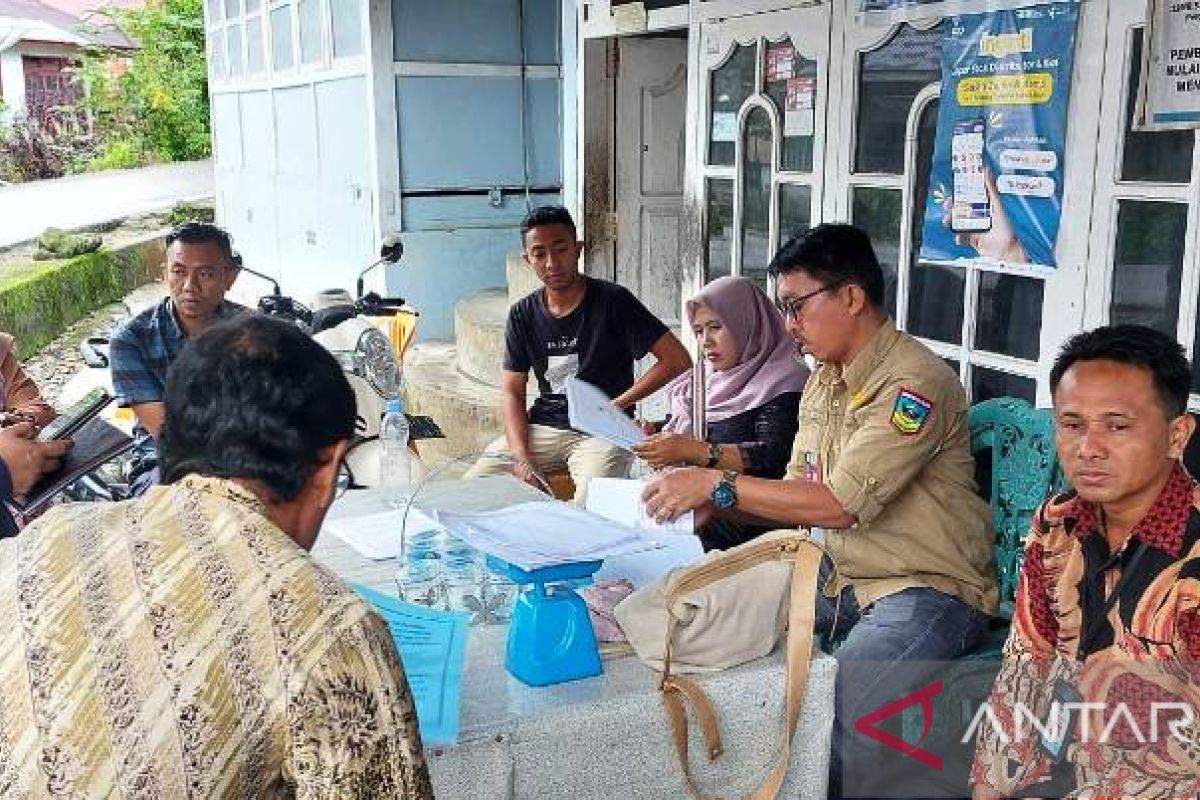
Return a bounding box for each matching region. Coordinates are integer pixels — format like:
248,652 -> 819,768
596,535 -> 705,588
566,378 -> 646,451
586,477 -> 694,535
434,501 -> 659,571
325,506 -> 441,560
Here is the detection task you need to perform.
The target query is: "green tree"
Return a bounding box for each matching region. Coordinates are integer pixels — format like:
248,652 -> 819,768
77,0 -> 211,168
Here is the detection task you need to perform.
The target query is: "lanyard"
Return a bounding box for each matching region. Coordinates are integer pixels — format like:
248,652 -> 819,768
1076,539 -> 1147,660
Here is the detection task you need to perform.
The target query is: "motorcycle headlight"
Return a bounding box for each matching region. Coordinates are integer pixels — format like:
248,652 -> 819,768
354,327 -> 402,398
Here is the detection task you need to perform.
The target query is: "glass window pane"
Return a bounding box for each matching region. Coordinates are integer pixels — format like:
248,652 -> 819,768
271,5 -> 294,71
1110,201 -> 1187,334
207,0 -> 222,23
907,263 -> 964,344
974,272 -> 1043,360
706,179 -> 734,282
246,16 -> 264,73
246,0 -> 260,11
852,186 -> 901,318
943,357 -> 960,376
227,22 -> 244,76
779,183 -> 811,244
741,106 -> 774,287
1191,307 -> 1200,393
224,0 -> 240,20
856,23 -> 942,174
298,0 -> 322,64
971,367 -> 1036,404
763,38 -> 816,173
708,44 -> 756,166
331,0 -> 362,58
209,28 -> 226,80
1122,29 -> 1193,183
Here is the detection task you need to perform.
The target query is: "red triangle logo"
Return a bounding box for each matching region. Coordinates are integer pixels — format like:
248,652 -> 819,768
853,680 -> 944,771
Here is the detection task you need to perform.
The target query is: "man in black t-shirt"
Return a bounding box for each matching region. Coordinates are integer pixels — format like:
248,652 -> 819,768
465,206 -> 691,502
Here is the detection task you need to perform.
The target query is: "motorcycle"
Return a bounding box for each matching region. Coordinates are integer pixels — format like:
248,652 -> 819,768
248,236 -> 428,488
60,235 -> 429,499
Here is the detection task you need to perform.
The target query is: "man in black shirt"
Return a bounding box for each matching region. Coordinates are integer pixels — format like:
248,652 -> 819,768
466,206 -> 691,502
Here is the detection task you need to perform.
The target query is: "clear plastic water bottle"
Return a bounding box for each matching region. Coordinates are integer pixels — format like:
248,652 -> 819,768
380,397 -> 412,508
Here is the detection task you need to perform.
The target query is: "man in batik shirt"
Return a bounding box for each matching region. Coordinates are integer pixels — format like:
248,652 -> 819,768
0,315 -> 433,798
973,325 -> 1200,798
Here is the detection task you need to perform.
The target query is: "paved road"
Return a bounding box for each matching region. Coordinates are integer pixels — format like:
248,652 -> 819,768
0,160 -> 214,248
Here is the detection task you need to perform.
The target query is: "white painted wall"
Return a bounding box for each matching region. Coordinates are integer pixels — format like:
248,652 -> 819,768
0,48 -> 26,121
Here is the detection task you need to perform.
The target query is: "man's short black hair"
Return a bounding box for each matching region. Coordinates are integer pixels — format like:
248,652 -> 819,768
166,221 -> 237,266
520,205 -> 577,243
767,223 -> 885,307
159,315 -> 356,502
1050,324 -> 1191,419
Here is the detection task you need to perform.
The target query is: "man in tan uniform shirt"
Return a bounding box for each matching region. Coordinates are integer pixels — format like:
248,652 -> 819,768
645,223 -> 996,797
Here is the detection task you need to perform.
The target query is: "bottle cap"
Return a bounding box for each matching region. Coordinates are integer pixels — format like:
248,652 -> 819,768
386,397 -> 404,414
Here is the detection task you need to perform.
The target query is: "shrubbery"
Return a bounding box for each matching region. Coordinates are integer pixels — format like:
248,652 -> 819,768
0,0 -> 209,182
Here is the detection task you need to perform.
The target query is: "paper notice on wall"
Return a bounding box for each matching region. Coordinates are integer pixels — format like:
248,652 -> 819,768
1138,0 -> 1200,130
711,111 -> 737,142
784,77 -> 815,137
613,2 -> 648,34
766,43 -> 795,82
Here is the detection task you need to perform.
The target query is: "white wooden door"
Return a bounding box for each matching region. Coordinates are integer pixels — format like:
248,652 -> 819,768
615,36 -> 689,328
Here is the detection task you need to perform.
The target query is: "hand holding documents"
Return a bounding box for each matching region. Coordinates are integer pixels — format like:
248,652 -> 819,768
353,583 -> 468,744
585,477 -> 694,535
566,377 -> 645,451
435,500 -> 660,571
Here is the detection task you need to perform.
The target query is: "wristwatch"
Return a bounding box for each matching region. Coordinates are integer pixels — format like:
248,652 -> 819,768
710,470 -> 739,511
704,441 -> 723,468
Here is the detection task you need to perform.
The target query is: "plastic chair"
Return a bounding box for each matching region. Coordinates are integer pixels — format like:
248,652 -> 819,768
968,396 -> 1061,614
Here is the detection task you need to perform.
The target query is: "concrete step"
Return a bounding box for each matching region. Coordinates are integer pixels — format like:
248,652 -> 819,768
506,250 -> 541,305
403,340 -> 503,469
454,288 -> 507,386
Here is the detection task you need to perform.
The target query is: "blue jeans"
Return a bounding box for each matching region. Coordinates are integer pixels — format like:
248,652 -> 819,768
816,561 -> 990,799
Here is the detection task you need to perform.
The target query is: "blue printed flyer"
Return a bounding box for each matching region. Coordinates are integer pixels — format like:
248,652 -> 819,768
920,2 -> 1080,272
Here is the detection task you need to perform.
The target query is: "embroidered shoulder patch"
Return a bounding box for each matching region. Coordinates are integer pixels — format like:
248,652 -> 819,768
891,388 -> 933,435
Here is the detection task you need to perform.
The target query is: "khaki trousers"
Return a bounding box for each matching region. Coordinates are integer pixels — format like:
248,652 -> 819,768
463,424 -> 632,503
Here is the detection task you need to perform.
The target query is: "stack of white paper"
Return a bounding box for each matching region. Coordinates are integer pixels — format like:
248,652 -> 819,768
435,501 -> 659,571
585,477 -> 694,535
566,377 -> 646,451
325,506 -> 441,560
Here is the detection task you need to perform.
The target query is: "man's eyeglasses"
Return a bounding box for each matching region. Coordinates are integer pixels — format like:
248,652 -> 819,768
775,282 -> 845,321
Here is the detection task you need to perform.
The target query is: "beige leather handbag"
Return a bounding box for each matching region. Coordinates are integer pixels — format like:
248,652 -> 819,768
614,529 -> 829,800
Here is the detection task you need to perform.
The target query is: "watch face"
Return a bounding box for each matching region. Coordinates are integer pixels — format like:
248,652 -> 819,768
712,482 -> 736,510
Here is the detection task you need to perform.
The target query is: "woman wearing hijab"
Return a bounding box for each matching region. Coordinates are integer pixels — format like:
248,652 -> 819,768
634,277 -> 808,548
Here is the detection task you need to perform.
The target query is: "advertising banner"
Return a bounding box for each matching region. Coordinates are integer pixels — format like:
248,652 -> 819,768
857,0 -> 1067,25
919,3 -> 1079,272
1137,0 -> 1200,130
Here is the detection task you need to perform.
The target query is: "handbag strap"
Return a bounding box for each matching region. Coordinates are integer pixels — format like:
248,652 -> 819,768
659,539 -> 824,800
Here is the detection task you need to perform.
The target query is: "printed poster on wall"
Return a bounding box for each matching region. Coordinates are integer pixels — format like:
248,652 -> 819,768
919,3 -> 1079,273
1136,0 -> 1200,130
857,0 -> 1068,25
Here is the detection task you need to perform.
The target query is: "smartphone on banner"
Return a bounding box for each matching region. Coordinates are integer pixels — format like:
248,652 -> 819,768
950,118 -> 992,233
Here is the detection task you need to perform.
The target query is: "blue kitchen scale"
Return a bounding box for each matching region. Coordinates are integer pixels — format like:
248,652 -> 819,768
487,556 -> 604,687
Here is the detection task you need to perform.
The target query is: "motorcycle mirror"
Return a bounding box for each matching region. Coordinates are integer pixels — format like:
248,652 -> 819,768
357,234 -> 404,299
379,234 -> 404,264
239,262 -> 282,296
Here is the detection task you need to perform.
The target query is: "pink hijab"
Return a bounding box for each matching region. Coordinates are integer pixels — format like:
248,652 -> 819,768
663,276 -> 809,435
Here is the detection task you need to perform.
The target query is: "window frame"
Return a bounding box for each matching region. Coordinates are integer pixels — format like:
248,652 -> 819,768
1081,8 -> 1200,409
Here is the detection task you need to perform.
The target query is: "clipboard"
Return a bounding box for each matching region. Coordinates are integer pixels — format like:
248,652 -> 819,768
12,417 -> 134,515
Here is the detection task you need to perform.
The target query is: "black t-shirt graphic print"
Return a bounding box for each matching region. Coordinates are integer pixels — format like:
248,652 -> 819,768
503,277 -> 668,430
